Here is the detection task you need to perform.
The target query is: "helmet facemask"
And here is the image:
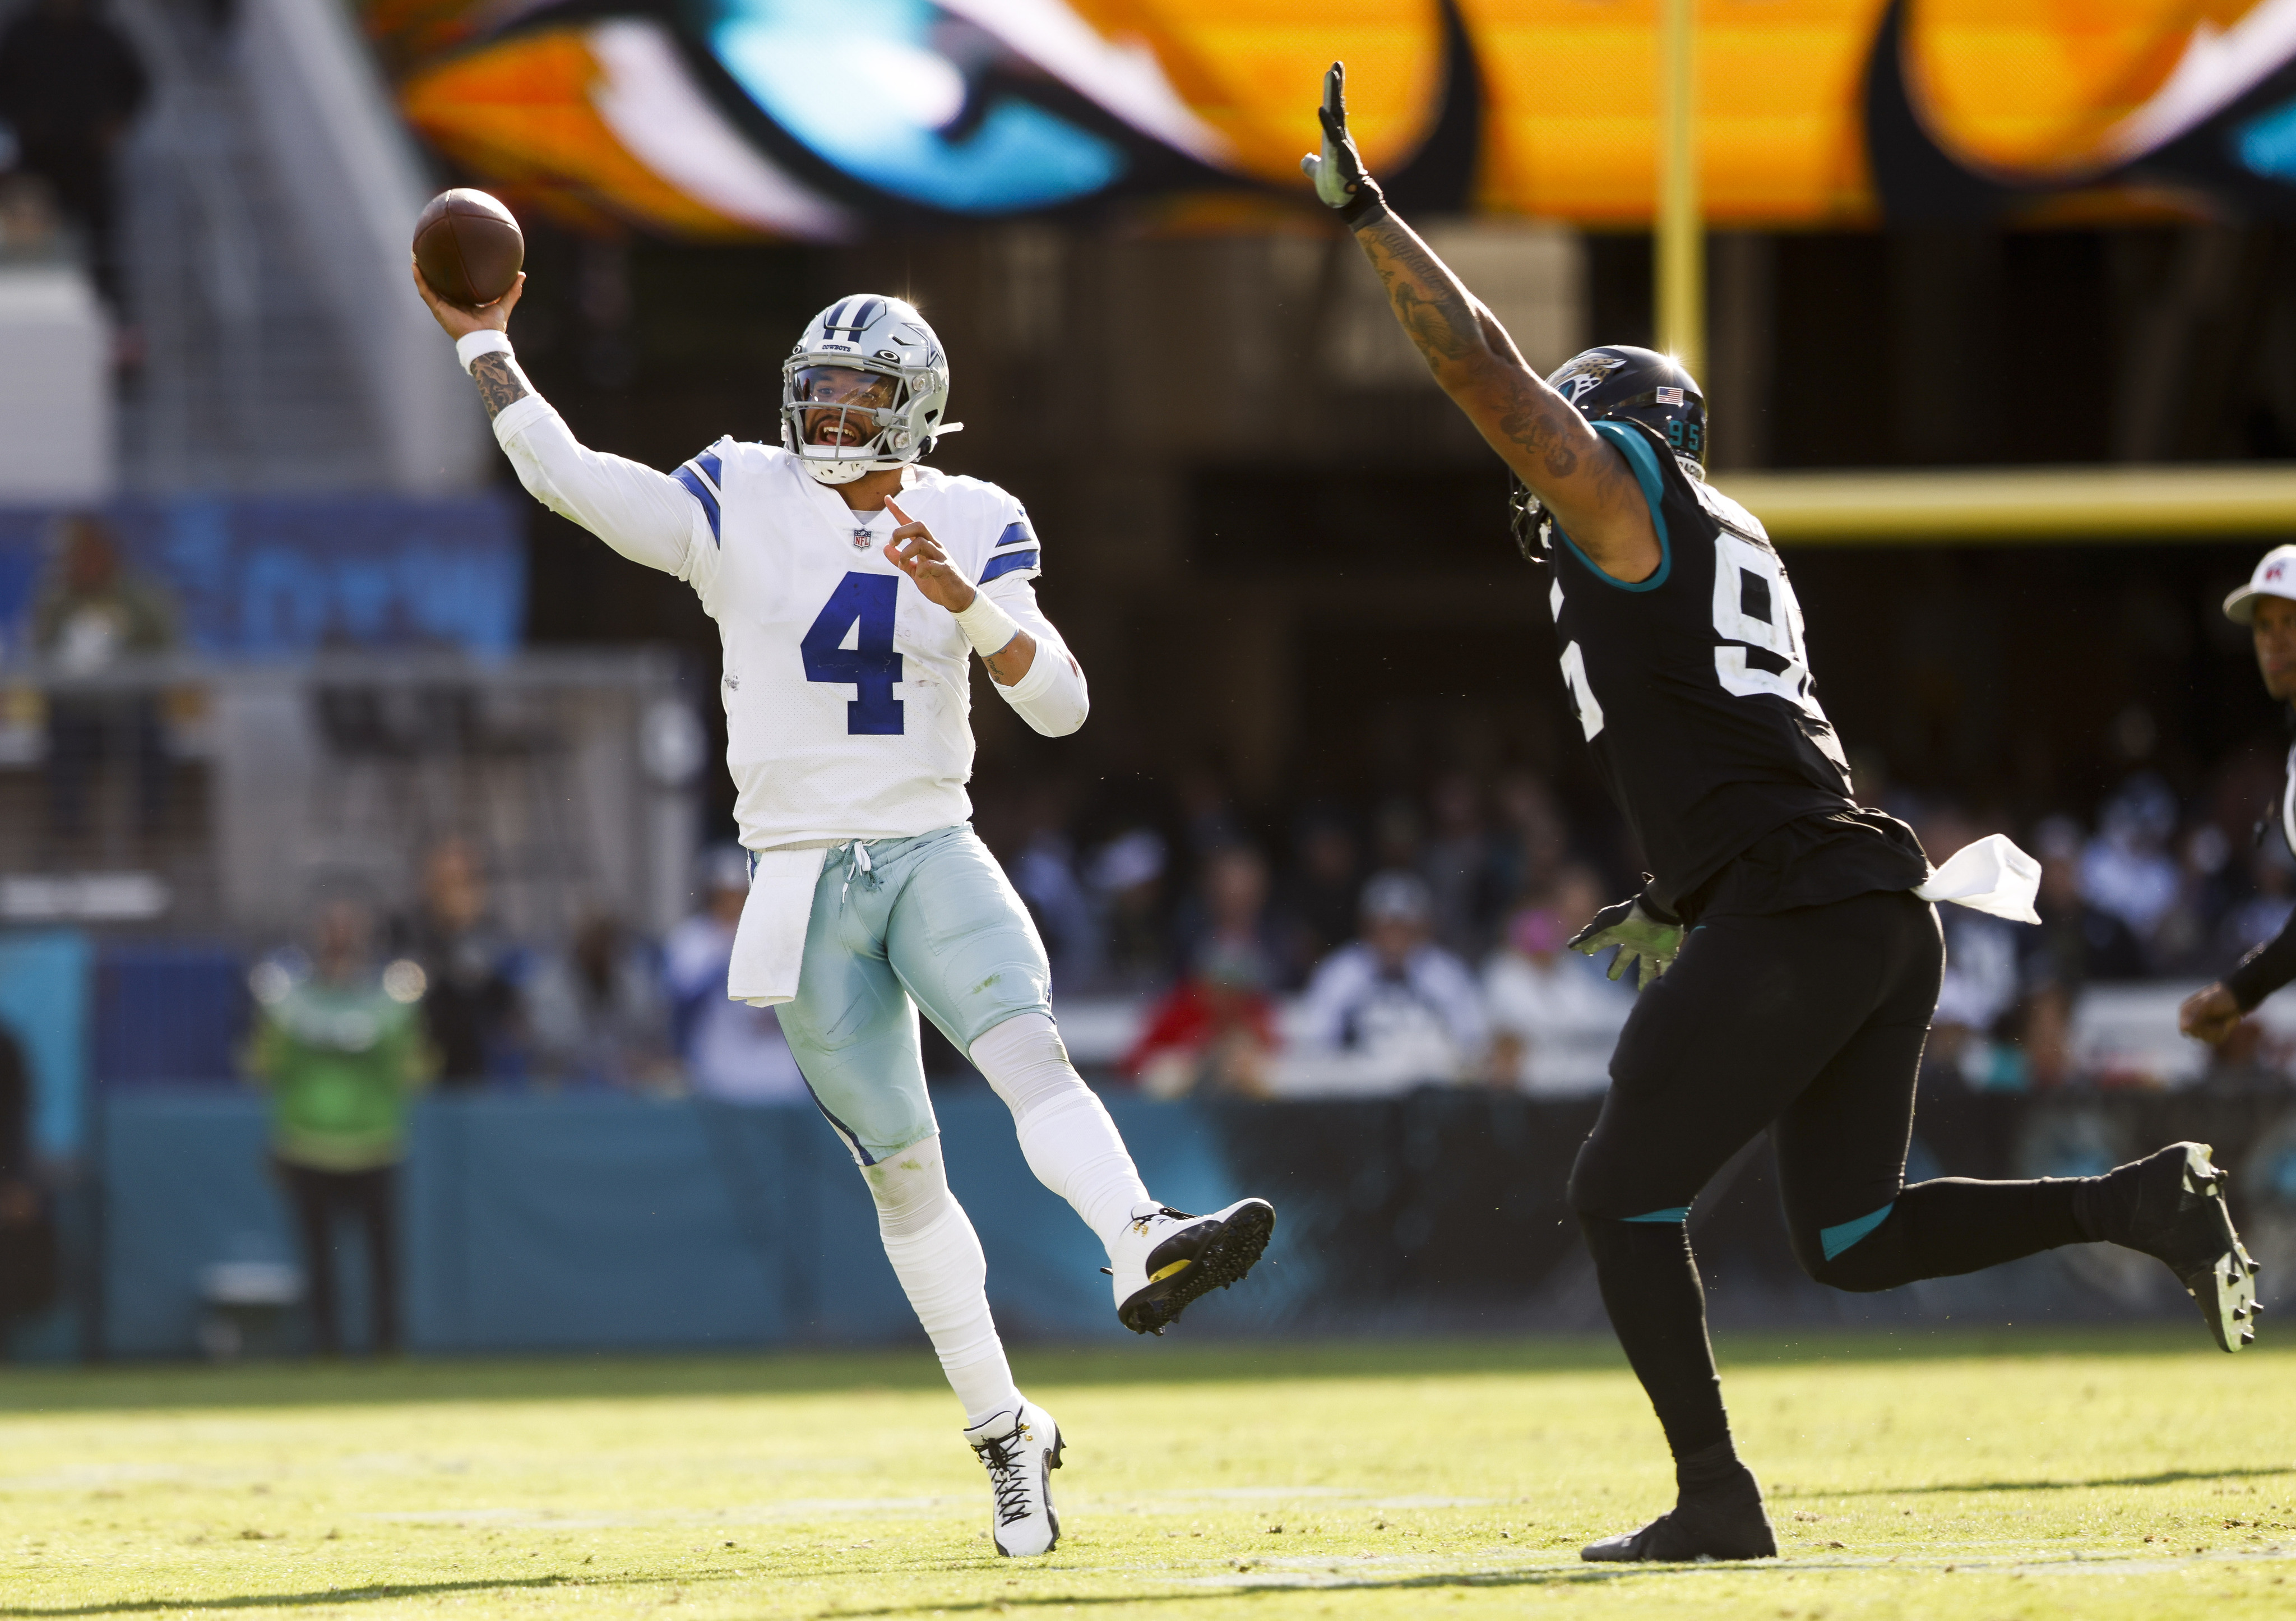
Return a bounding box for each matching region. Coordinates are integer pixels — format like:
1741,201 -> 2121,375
782,362 -> 939,485
779,295 -> 956,486
784,363 -> 911,483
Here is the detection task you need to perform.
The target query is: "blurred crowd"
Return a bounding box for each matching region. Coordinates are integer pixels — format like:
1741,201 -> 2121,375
242,752 -> 2296,1112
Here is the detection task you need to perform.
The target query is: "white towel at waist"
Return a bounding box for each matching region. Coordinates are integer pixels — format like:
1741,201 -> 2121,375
728,847 -> 830,1006
1913,833 -> 2041,925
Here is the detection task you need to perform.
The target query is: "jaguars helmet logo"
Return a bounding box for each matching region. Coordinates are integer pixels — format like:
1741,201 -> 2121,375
1545,352 -> 1628,405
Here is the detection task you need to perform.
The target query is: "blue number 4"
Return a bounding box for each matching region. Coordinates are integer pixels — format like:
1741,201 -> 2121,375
802,572 -> 905,735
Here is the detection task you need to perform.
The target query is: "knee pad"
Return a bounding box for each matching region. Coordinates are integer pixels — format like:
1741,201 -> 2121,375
969,1011 -> 1085,1116
861,1133 -> 956,1240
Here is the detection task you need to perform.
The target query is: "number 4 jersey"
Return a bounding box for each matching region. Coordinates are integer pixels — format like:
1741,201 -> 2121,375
485,381 -> 1083,852
676,437 -> 1059,846
1547,419 -> 1925,918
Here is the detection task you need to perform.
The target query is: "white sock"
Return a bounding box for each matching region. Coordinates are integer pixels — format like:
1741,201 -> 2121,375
862,1135 -> 1022,1427
970,1012 -> 1151,1251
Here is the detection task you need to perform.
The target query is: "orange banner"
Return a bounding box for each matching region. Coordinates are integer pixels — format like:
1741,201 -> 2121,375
367,0 -> 2296,237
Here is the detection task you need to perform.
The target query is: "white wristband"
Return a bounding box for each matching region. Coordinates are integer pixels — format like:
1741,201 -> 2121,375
953,590 -> 1021,657
455,329 -> 513,373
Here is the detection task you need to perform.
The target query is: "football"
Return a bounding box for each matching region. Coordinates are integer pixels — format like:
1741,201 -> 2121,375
412,188 -> 524,308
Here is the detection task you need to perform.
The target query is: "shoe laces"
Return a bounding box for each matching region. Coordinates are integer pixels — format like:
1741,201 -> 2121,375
974,1430 -> 1035,1527
1128,1203 -> 1192,1236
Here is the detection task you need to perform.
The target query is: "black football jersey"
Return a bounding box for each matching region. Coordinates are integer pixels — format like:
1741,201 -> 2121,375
1545,419 -> 1926,917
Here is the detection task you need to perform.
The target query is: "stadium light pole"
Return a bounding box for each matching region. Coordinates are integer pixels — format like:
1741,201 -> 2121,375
1656,0 -> 1703,382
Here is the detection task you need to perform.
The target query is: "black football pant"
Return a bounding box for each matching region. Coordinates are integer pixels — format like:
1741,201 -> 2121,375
276,1159 -> 400,1356
1567,889 -> 2089,1463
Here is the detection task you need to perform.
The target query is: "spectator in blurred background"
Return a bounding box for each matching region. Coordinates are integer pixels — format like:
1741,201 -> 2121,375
30,515 -> 177,841
1419,772 -> 1496,958
1485,770 -> 1570,918
248,899 -> 431,1356
661,846 -> 808,1103
2021,816 -> 2147,997
1483,865 -> 1632,1096
525,912 -> 673,1091
1295,871 -> 1487,1088
1006,784 -> 1100,992
0,0 -> 145,322
1121,937 -> 1279,1100
395,837 -> 523,1088
1170,844 -> 1283,986
2081,774 -> 2182,951
2152,821 -> 2239,976
1277,811 -> 1361,982
1086,828 -> 1169,993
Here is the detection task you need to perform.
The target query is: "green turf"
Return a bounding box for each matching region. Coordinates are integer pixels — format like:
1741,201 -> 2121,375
2,1328 -> 2292,1619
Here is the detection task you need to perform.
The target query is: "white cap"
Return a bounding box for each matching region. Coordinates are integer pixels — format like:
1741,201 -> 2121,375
1360,870 -> 1433,926
2224,543 -> 2296,624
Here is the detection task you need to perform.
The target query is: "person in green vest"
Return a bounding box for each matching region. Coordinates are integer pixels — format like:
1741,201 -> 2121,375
248,897 -> 433,1355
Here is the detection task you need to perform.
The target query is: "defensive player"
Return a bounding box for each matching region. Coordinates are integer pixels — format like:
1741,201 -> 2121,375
1302,64 -> 2260,1563
415,266 -> 1274,1557
2182,544 -> 2296,1041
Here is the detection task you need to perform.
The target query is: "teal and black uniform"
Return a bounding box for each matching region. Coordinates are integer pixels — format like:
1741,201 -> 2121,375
1547,417 -> 2117,1502
1545,417 -> 1926,919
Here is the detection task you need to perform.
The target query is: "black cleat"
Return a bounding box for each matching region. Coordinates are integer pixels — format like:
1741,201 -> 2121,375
2100,1143 -> 2260,1353
1581,1463 -> 1778,1563
1107,1198 -> 1275,1336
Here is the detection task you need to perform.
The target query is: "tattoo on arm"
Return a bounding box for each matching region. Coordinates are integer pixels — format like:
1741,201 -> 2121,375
1497,378 -> 1589,484
1357,218 -> 1483,370
470,353 -> 531,420
982,630 -> 1036,687
1351,208 -> 1641,544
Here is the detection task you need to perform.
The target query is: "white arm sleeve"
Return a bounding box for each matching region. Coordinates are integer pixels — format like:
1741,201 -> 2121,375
979,576 -> 1089,737
490,394 -> 709,586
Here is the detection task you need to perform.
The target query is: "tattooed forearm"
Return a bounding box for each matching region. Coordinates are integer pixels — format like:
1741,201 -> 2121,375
470,353 -> 531,420
1357,217 -> 1484,370
982,630 -> 1038,687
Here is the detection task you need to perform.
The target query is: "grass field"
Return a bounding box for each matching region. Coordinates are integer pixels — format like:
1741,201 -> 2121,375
2,1328 -> 2292,1619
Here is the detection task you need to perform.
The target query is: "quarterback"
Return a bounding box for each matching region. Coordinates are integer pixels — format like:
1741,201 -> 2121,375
1303,64 -> 2259,1563
416,267 -> 1274,1557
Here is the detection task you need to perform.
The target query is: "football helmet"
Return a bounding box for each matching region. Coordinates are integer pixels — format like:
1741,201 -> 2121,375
1510,345 -> 1708,562
780,294 -> 957,485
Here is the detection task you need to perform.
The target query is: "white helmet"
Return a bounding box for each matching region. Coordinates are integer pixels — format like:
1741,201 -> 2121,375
780,294 -> 957,485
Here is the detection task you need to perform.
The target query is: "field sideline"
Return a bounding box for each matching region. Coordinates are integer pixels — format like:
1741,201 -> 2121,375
1,1328 -> 2292,1619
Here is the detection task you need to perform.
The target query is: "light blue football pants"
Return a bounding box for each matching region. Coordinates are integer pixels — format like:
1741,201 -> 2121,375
772,824 -> 1054,1165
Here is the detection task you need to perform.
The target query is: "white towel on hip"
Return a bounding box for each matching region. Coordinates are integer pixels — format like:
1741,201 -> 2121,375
1913,833 -> 2041,925
728,847 -> 830,1006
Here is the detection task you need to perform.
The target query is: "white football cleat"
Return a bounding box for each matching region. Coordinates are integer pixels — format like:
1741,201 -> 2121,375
1107,1198 -> 1276,1335
965,1400 -> 1063,1557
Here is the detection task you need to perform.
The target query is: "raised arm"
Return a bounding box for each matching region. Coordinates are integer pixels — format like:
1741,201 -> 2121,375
1302,65 -> 1660,581
413,264 -> 700,580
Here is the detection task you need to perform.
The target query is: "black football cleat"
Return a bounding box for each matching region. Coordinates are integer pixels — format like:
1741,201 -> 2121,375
1106,1198 -> 1275,1336
2101,1143 -> 2260,1353
1582,1464 -> 1778,1563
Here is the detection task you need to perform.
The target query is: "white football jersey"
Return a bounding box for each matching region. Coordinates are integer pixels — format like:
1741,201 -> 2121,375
669,440 -> 1043,848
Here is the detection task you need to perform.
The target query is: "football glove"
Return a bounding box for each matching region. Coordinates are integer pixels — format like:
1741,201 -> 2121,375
1568,895 -> 1684,991
1299,62 -> 1387,225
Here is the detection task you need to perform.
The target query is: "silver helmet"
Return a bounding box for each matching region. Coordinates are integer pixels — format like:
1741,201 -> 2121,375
780,294 -> 956,485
